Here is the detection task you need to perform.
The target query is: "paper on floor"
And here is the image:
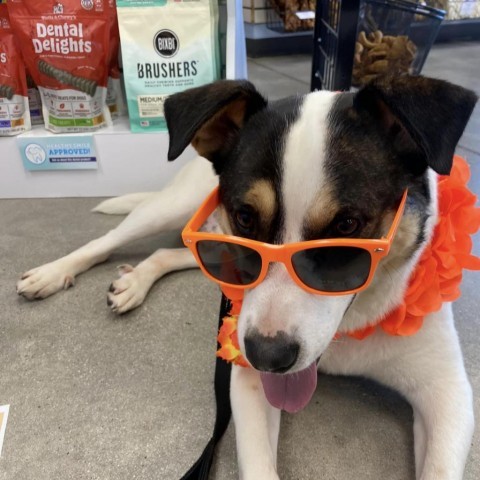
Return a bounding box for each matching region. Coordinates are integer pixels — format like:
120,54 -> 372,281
0,405 -> 10,456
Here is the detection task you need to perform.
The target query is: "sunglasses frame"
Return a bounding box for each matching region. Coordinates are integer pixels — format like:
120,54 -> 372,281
182,187 -> 408,296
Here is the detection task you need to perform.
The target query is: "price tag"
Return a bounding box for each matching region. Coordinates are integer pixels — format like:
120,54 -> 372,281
296,11 -> 315,20
460,3 -> 475,16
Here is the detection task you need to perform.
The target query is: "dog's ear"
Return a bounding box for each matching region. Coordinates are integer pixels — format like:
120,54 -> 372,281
164,80 -> 267,167
353,76 -> 477,175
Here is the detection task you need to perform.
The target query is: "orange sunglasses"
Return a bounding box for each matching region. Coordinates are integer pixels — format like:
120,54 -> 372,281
182,187 -> 408,296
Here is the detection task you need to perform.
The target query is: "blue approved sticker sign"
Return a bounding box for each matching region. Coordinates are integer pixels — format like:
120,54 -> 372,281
18,135 -> 98,171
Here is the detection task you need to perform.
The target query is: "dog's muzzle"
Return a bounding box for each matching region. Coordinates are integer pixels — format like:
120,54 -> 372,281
244,331 -> 318,413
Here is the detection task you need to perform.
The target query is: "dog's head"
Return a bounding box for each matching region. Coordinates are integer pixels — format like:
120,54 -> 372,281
165,77 -> 477,409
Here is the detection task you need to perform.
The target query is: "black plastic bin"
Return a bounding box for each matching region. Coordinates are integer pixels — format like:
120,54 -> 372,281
311,0 -> 445,91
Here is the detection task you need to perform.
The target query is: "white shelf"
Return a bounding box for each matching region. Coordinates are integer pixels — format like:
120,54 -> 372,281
0,118 -> 196,199
0,0 -> 247,199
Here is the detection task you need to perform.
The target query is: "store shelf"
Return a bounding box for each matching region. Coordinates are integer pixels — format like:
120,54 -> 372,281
435,18 -> 480,42
0,118 -> 198,199
0,0 -> 247,199
245,22 -> 313,57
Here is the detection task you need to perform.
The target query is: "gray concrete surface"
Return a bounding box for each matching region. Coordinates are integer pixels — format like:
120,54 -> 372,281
1,42 -> 480,479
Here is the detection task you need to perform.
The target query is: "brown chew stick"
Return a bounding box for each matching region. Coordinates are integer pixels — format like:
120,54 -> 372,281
38,60 -> 98,97
0,84 -> 15,100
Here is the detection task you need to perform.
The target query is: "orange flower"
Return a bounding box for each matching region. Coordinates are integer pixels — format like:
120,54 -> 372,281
216,314 -> 249,367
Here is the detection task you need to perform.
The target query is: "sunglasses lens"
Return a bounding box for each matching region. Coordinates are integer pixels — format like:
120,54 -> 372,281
291,247 -> 372,292
196,240 -> 262,286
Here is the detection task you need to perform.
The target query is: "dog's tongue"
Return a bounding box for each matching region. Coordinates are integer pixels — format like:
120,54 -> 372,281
260,362 -> 317,413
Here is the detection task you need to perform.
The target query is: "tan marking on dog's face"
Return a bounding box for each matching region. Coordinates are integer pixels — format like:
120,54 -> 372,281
244,179 -> 276,230
304,186 -> 339,235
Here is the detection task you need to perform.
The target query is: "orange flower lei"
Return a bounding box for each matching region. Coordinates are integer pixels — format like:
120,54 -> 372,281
216,156 -> 480,366
216,297 -> 249,367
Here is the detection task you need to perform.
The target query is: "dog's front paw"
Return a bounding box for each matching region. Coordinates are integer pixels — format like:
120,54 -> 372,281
17,261 -> 75,300
106,265 -> 152,314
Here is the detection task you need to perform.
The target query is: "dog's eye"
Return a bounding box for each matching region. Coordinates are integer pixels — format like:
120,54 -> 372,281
334,217 -> 360,236
235,206 -> 256,234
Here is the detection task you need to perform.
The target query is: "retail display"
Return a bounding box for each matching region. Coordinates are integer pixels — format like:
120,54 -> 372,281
7,0 -> 112,133
0,0 -> 247,198
116,0 -> 220,133
311,0 -> 446,91
0,2 -> 30,136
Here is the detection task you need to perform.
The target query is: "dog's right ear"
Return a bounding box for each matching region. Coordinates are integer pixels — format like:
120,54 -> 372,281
353,76 -> 477,176
164,80 -> 267,169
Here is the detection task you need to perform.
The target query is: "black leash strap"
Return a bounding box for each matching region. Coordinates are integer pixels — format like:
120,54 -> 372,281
180,295 -> 232,480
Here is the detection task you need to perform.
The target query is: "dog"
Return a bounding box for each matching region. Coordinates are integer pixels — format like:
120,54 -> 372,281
17,76 -> 477,479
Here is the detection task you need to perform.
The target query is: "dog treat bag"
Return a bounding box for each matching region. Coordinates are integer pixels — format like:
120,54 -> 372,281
116,0 -> 220,133
106,0 -> 124,118
0,3 -> 31,136
7,0 -> 112,133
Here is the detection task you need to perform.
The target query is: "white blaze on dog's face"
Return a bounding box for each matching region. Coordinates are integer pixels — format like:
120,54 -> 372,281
238,91 -> 352,372
165,77 -> 477,401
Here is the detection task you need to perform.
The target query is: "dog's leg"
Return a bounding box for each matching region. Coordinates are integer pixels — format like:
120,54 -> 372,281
408,365 -> 473,480
413,409 -> 427,476
231,366 -> 281,480
392,308 -> 473,480
106,248 -> 197,314
327,304 -> 473,480
17,156 -> 217,301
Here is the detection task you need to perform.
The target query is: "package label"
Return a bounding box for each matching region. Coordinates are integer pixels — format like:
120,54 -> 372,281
18,135 -> 98,171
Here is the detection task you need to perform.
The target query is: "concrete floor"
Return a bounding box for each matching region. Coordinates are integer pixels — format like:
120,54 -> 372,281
1,42 -> 480,479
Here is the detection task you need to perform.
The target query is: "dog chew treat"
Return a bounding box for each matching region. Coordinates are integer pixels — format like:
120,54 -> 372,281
38,60 -> 97,97
0,84 -> 15,100
269,0 -> 316,32
352,30 -> 417,86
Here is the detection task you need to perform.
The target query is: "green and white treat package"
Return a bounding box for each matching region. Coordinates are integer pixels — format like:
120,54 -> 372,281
116,0 -> 220,133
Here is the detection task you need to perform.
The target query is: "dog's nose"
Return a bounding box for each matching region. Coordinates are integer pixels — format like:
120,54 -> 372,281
244,332 -> 299,373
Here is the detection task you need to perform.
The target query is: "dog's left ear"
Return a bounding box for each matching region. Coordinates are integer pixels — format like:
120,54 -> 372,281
354,76 -> 478,175
164,80 -> 267,169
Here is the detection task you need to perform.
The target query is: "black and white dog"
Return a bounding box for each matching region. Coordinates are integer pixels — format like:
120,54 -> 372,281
17,76 -> 477,479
